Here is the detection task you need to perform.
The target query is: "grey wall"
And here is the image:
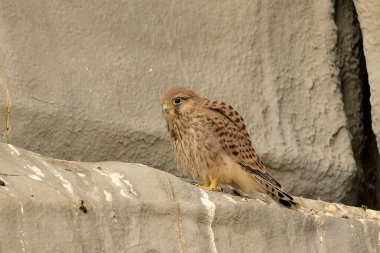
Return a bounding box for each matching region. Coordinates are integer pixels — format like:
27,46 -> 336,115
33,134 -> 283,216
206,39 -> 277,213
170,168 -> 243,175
0,0 -> 379,207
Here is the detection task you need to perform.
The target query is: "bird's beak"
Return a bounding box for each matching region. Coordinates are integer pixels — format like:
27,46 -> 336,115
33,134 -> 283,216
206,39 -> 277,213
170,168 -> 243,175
162,103 -> 169,113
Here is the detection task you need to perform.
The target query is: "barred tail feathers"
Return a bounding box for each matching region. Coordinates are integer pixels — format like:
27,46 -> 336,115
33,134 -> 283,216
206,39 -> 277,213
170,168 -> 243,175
253,174 -> 300,210
238,163 -> 300,209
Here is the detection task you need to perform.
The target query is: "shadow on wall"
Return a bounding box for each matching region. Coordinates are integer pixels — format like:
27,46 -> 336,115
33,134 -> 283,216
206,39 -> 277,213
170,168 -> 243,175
335,0 -> 380,210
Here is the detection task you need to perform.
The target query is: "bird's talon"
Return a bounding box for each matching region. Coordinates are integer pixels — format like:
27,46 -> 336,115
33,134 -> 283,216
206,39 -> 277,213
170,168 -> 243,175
200,185 -> 222,192
195,182 -> 210,188
212,186 -> 222,192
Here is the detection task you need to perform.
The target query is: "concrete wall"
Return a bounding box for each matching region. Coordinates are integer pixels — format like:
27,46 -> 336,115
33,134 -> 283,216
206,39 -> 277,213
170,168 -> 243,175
0,0 -> 379,206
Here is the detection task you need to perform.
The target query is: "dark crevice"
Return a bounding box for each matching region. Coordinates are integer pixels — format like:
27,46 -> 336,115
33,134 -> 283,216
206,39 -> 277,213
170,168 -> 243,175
335,0 -> 380,209
335,0 -> 364,206
357,30 -> 380,209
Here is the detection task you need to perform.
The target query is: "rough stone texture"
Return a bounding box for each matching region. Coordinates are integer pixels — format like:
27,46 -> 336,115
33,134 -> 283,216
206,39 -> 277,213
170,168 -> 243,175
353,0 -> 380,153
353,0 -> 380,210
335,0 -> 370,207
335,0 -> 364,164
0,143 -> 379,253
0,1 -> 358,203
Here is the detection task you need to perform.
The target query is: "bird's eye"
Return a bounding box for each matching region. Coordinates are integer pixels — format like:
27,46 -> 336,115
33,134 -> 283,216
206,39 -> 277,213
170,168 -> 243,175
173,98 -> 183,105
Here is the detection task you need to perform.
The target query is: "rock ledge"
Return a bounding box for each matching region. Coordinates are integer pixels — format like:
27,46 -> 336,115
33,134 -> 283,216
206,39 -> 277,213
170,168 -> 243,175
0,143 -> 379,253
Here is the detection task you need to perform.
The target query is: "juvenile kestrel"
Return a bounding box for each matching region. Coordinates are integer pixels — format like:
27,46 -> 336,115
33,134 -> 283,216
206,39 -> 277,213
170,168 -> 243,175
161,87 -> 299,209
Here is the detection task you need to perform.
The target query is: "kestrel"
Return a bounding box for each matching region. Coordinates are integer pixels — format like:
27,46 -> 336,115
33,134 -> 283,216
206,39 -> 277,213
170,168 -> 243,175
161,87 -> 300,209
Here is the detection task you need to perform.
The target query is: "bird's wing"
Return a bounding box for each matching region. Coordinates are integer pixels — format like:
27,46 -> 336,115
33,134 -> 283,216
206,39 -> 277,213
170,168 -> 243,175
203,99 -> 251,140
202,99 -> 283,190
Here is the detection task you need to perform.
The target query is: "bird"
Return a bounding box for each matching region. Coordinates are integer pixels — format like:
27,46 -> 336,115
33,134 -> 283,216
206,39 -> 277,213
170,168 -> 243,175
161,86 -> 300,209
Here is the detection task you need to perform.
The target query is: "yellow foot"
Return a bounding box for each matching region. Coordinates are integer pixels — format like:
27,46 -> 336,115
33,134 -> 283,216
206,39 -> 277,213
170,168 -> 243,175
195,182 -> 210,187
198,177 -> 221,192
200,185 -> 222,192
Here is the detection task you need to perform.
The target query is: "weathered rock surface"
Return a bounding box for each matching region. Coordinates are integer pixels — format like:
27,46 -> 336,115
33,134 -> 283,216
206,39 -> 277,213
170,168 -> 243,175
335,0 -> 364,163
0,0 -> 359,204
0,143 -> 379,253
353,0 -> 380,152
353,0 -> 380,210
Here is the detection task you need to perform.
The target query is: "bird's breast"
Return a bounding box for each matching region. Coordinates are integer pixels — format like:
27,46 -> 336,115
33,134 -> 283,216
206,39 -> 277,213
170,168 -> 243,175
169,119 -> 208,177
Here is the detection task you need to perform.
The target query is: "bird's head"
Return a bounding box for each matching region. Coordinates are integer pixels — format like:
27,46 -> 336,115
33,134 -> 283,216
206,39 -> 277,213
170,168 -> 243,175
161,87 -> 201,120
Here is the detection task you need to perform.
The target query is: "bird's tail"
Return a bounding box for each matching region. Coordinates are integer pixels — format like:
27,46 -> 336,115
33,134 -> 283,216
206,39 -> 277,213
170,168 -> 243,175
238,163 -> 301,210
253,174 -> 301,210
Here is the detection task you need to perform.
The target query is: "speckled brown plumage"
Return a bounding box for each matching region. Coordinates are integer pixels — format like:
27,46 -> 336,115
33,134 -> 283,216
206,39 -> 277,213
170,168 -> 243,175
161,87 -> 299,209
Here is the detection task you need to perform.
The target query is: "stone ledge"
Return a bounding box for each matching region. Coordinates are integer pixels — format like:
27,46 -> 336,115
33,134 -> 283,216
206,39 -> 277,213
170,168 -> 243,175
0,143 -> 378,253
